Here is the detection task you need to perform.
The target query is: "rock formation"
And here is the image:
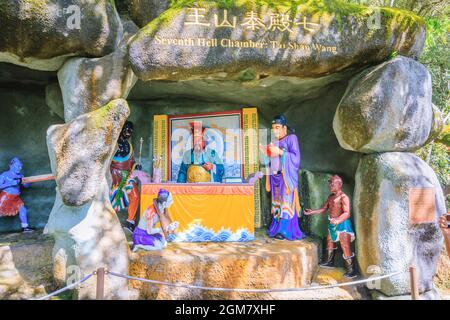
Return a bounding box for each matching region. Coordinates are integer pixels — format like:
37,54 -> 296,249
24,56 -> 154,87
0,0 -> 446,300
45,99 -> 131,299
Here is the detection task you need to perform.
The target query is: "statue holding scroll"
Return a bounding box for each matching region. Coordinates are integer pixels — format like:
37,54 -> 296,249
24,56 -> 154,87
262,115 -> 304,241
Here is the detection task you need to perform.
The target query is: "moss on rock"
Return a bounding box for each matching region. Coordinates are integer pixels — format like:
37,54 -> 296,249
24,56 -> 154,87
0,0 -> 122,70
129,0 -> 426,81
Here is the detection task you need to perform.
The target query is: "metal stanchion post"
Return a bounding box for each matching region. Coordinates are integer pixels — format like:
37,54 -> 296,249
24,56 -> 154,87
96,267 -> 105,300
409,266 -> 419,300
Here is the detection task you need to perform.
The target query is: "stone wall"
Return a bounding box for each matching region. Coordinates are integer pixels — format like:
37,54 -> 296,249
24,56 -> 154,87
0,82 -> 62,233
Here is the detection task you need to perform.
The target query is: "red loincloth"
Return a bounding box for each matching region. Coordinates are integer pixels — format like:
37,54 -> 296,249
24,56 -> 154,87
0,191 -> 24,217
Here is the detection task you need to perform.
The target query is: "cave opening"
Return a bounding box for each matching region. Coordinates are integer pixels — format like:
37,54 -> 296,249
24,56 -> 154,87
0,62 -> 364,248
0,60 -> 366,274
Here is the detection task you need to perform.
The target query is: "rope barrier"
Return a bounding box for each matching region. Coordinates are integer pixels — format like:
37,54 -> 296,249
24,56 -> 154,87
106,269 -> 405,293
30,267 -> 410,299
33,273 -> 94,300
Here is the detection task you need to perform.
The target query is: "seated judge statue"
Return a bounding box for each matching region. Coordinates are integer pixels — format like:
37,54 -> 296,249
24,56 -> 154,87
177,121 -> 224,183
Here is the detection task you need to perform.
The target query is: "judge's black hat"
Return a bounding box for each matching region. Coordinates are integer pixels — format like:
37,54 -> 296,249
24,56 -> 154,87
272,114 -> 295,133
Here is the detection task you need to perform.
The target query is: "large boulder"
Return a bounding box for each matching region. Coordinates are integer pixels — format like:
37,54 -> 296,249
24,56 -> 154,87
333,56 -> 434,153
354,152 -> 446,297
119,0 -> 170,28
58,19 -> 138,121
0,0 -> 123,71
45,99 -> 131,299
129,68 -> 357,111
299,170 -> 334,240
47,99 -> 130,206
45,182 -> 130,300
45,82 -> 65,120
128,0 -> 425,81
425,104 -> 445,145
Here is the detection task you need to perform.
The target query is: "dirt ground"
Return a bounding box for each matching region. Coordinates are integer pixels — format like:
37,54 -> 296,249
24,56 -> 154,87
435,247 -> 450,299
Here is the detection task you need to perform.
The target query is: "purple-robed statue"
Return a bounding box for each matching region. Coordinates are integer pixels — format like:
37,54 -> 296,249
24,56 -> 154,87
261,115 -> 304,241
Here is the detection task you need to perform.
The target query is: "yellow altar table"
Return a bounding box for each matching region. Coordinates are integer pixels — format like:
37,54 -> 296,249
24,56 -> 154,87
140,183 -> 255,242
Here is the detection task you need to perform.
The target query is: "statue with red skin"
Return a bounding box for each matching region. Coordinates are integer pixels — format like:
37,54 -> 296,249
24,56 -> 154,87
305,175 -> 357,278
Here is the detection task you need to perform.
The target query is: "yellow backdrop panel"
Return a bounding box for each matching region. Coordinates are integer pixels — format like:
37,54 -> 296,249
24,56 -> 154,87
141,183 -> 255,242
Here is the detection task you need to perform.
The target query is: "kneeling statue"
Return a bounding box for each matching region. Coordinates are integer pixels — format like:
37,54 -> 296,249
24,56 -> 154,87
132,189 -> 178,251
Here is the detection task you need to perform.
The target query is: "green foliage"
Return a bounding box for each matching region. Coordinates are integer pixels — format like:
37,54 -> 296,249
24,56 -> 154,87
436,125 -> 450,147
170,0 -> 238,9
416,143 -> 450,187
341,0 -> 450,18
233,67 -> 257,81
415,16 -> 450,189
388,50 -> 398,59
420,17 -> 450,118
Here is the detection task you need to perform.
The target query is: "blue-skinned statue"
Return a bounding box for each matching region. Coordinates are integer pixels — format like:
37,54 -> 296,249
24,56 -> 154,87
0,158 -> 34,233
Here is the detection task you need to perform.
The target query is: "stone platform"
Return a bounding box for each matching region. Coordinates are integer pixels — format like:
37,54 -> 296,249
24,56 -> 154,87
2,229 -> 447,300
128,232 -> 319,300
127,231 -> 371,300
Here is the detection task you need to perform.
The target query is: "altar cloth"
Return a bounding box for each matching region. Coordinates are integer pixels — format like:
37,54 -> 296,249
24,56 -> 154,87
140,183 -> 255,242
